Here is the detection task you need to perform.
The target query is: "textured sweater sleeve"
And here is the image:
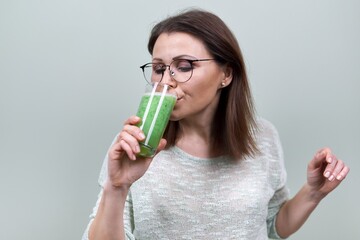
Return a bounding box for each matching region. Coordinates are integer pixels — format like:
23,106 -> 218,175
261,120 -> 289,239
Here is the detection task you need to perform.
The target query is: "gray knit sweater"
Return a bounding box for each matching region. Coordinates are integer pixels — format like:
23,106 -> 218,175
82,119 -> 289,240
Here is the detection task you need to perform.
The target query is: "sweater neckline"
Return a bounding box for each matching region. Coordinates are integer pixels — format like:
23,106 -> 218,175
170,145 -> 228,164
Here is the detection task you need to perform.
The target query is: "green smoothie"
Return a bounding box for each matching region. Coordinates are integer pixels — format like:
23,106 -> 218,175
136,91 -> 176,157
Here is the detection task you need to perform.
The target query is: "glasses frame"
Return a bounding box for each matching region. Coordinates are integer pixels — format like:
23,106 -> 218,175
140,58 -> 215,84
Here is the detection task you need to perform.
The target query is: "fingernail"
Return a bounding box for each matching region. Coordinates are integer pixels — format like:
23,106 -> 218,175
327,157 -> 332,163
336,174 -> 342,180
135,145 -> 140,153
139,132 -> 145,139
324,171 -> 331,178
329,175 -> 335,181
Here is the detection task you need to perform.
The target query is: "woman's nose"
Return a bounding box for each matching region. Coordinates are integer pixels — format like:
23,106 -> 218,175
161,67 -> 177,88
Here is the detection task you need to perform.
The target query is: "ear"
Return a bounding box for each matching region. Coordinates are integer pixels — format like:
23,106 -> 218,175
219,65 -> 233,88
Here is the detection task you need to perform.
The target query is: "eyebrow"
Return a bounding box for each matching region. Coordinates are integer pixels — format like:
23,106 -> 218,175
152,58 -> 163,62
151,55 -> 198,62
173,55 -> 197,60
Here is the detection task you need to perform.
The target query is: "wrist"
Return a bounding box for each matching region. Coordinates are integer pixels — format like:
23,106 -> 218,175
104,180 -> 130,196
303,183 -> 327,204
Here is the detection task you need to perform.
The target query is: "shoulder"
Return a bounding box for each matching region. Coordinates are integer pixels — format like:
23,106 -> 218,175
255,118 -> 288,189
255,117 -> 280,141
254,117 -> 283,160
256,117 -> 277,132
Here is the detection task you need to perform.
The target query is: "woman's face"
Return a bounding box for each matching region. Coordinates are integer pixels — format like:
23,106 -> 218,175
152,32 -> 232,122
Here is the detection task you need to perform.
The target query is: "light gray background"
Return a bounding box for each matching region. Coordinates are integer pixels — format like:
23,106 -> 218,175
1,1 -> 359,239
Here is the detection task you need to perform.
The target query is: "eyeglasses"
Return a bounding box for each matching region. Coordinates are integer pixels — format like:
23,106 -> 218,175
140,58 -> 215,83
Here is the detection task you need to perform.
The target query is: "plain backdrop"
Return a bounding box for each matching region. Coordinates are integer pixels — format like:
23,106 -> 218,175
1,1 -> 359,239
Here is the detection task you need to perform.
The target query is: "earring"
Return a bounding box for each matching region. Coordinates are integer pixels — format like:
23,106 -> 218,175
221,82 -> 226,87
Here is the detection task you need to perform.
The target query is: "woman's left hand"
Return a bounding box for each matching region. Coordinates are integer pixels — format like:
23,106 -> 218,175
307,148 -> 350,202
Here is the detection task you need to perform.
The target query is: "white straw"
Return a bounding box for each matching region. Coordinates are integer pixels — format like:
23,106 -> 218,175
139,82 -> 158,130
144,84 -> 168,145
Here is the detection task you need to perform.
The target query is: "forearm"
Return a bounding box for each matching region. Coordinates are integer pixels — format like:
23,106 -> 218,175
275,184 -> 323,238
89,182 -> 129,240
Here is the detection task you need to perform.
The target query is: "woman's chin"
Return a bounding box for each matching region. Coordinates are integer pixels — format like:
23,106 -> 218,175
169,112 -> 182,122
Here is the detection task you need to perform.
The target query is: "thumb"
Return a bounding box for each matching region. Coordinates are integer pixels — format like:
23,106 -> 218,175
155,138 -> 167,155
308,148 -> 332,170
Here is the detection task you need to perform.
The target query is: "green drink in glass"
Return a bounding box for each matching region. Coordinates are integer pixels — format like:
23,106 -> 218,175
136,83 -> 176,157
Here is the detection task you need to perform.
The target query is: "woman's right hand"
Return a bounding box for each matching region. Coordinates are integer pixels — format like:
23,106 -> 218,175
107,116 -> 167,189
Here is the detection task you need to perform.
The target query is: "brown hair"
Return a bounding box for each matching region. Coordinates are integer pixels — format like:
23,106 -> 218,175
148,9 -> 259,160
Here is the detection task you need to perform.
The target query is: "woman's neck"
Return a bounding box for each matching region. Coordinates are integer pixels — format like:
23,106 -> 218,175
176,119 -> 222,158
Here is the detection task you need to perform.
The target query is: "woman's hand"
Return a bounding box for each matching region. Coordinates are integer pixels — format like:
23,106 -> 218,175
107,116 -> 167,189
307,147 -> 350,202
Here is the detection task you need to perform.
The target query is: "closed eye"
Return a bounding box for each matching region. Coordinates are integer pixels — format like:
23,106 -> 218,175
153,64 -> 166,75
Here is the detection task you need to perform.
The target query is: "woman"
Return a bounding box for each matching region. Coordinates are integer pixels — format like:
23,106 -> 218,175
83,9 -> 350,240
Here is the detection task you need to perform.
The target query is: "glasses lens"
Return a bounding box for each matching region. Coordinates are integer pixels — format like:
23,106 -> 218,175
170,60 -> 193,82
142,60 -> 194,83
142,63 -> 165,83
